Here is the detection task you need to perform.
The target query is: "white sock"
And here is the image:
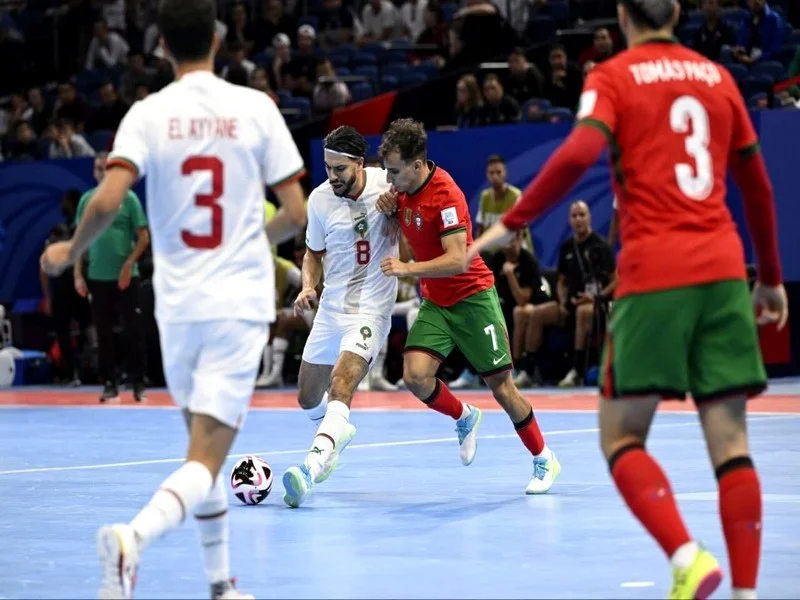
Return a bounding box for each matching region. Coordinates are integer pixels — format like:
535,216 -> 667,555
270,338 -> 288,376
732,588 -> 757,600
194,475 -> 230,585
670,541 -> 700,570
304,392 -> 329,425
130,461 -> 213,551
260,344 -> 273,377
459,404 -> 471,420
305,400 -> 350,480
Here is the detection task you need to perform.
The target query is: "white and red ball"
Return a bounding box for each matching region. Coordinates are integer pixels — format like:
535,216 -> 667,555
230,455 -> 273,505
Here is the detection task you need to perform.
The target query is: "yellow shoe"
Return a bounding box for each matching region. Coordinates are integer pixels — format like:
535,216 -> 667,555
668,547 -> 723,600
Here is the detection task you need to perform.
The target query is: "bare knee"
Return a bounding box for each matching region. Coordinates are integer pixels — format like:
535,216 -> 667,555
403,354 -> 438,400
698,396 -> 750,470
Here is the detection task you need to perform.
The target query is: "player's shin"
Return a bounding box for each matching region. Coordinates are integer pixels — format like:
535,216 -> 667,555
130,461 -> 214,551
420,378 -> 468,420
194,475 -> 230,586
717,456 -> 762,596
305,400 -> 350,480
513,409 -> 545,456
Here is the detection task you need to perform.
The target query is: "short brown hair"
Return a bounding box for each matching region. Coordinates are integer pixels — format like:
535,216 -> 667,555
378,118 -> 427,162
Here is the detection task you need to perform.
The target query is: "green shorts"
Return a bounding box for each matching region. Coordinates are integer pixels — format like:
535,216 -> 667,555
405,287 -> 512,376
598,279 -> 767,402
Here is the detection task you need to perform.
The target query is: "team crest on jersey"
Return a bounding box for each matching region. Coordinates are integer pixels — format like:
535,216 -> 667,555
360,326 -> 372,341
403,207 -> 412,226
414,212 -> 423,231
353,212 -> 369,239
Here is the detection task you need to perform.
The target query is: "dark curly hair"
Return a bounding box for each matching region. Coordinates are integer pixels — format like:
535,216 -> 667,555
377,118 -> 427,163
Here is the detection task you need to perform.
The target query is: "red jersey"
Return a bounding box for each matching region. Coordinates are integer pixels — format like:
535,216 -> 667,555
398,163 -> 494,307
577,39 -> 758,298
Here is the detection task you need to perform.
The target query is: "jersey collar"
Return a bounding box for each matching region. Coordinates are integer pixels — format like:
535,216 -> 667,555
635,35 -> 680,47
345,169 -> 368,201
408,161 -> 436,197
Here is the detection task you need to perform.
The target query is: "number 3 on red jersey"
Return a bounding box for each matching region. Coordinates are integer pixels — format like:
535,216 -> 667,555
181,155 -> 224,249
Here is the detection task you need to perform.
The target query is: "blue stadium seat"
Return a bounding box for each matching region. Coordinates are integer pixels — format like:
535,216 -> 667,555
298,15 -> 318,30
276,89 -> 293,105
752,60 -> 786,82
441,2 -> 457,23
726,63 -> 749,81
721,7 -> 748,28
546,107 -> 574,122
522,97 -> 552,121
329,54 -> 350,69
719,45 -> 734,63
411,60 -> 439,79
87,129 -> 114,152
399,72 -> 427,87
379,48 -> 409,64
349,82 -> 374,103
777,44 -> 798,67
545,0 -> 570,28
526,15 -> 556,43
686,10 -> 704,26
382,62 -> 410,78
351,51 -> 378,67
380,75 -> 399,91
788,29 -> 800,46
353,65 -> 378,81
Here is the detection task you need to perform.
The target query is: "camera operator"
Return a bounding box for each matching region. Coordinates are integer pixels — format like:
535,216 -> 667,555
516,201 -> 616,386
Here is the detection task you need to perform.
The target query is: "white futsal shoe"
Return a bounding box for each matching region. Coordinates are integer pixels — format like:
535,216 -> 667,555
211,579 -> 254,600
97,523 -> 139,599
525,446 -> 562,494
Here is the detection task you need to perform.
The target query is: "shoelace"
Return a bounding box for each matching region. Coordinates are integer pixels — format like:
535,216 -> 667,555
532,457 -> 549,480
455,418 -> 472,443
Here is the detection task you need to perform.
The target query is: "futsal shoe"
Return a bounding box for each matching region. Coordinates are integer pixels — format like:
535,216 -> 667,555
97,523 -> 139,599
525,446 -> 561,494
669,547 -> 723,600
316,423 -> 357,484
211,579 -> 254,600
455,405 -> 482,465
282,464 -> 313,508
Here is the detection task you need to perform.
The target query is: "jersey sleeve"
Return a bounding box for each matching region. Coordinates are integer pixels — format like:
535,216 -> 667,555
260,95 -> 306,189
107,101 -> 149,178
305,194 -> 326,252
435,185 -> 469,238
575,65 -> 620,142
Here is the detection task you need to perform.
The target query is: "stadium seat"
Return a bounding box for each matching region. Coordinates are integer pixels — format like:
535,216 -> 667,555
546,107 -> 574,122
752,60 -> 786,82
349,82 -> 374,103
526,15 -> 556,43
399,72 -> 427,87
382,62 -> 410,78
727,63 -> 749,81
87,130 -> 114,152
351,52 -> 378,67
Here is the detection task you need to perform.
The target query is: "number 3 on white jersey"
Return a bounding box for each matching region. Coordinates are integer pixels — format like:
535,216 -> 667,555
670,95 -> 713,201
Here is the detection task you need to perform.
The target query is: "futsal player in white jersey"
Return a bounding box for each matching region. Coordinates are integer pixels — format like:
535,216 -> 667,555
40,0 -> 307,598
281,126 -> 399,508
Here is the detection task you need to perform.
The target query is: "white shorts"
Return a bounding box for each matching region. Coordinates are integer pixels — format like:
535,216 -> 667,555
159,319 -> 268,429
301,308 -> 391,367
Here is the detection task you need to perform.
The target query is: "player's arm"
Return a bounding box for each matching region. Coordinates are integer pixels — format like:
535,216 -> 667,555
266,182 -> 307,245
300,195 -> 325,291
406,230 -> 469,277
468,72 -> 617,261
556,274 -> 569,307
727,94 -> 782,287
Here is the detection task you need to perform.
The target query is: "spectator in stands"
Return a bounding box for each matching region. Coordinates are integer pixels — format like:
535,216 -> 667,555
226,2 -> 257,55
25,87 -> 48,135
733,0 -> 786,64
318,0 -> 356,48
74,152 -> 149,403
48,119 -> 94,158
692,0 -> 736,60
284,24 -> 319,97
54,81 -> 90,130
543,43 -> 583,111
225,63 -> 250,86
118,54 -> 153,105
221,41 -> 256,80
85,19 -> 129,70
448,0 -> 518,70
250,67 -> 281,105
270,33 -> 292,90
453,74 -> 485,127
482,73 -> 521,125
4,120 -> 41,161
402,0 -> 429,41
410,2 -> 449,63
360,0 -> 405,43
476,154 -> 534,252
505,47 -> 544,106
85,82 -> 128,133
579,27 -> 616,69
134,83 -> 150,101
514,201 -> 616,387
313,57 -> 352,112
491,230 -> 541,343
255,0 -> 297,53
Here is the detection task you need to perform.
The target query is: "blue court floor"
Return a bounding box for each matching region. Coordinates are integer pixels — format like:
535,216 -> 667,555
0,399 -> 798,598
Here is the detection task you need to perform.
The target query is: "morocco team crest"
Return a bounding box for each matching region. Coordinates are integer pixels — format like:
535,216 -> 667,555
353,213 -> 369,239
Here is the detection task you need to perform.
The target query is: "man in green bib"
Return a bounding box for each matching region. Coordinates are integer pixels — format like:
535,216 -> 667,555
74,152 -> 150,403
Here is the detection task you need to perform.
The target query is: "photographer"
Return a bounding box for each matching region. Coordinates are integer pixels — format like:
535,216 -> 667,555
515,201 -> 615,386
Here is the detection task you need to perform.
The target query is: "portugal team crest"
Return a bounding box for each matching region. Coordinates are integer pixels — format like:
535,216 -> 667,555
414,212 -> 422,231
403,207 -> 412,226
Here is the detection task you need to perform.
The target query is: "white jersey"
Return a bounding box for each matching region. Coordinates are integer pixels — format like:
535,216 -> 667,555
108,71 -> 304,325
305,167 -> 398,316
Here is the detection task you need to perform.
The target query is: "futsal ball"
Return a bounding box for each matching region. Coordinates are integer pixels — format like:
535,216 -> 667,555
230,455 -> 273,505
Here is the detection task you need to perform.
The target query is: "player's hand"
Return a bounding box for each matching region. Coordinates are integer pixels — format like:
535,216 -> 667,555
40,241 -> 74,277
380,256 -> 409,277
74,275 -> 88,298
118,261 -> 133,290
752,282 -> 789,331
501,262 -> 515,276
572,291 -> 594,305
383,215 -> 401,244
466,222 -> 513,264
376,186 -> 399,216
294,287 -> 318,315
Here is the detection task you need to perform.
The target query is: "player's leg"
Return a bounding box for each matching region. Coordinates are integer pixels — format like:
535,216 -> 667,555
97,320 -> 265,600
559,301 -> 593,387
454,288 -> 560,492
403,301 -> 480,464
599,288 -> 722,599
689,280 -> 768,600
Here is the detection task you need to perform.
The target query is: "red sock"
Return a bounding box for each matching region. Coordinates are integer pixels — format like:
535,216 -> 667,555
514,410 -> 545,455
423,379 -> 464,420
718,458 -> 762,590
611,446 -> 693,557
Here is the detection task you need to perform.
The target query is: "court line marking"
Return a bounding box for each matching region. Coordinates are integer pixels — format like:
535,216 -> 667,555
620,581 -> 655,588
0,415 -> 789,476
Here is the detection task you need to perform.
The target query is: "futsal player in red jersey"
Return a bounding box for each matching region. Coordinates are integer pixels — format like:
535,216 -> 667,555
376,118 -> 561,494
468,0 -> 788,597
